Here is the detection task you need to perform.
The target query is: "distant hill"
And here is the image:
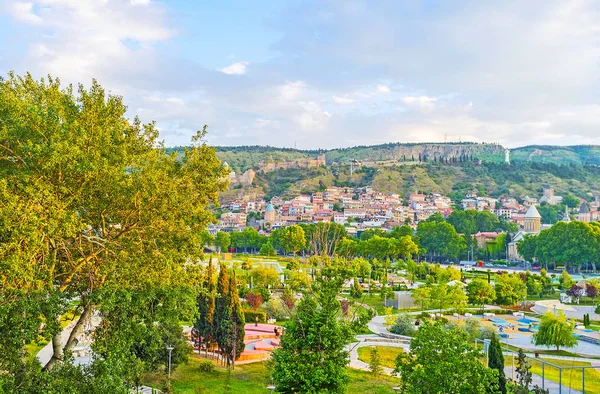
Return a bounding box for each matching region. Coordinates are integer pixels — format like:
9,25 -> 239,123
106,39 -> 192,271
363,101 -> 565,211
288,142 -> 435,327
167,143 -> 600,201
511,145 -> 600,166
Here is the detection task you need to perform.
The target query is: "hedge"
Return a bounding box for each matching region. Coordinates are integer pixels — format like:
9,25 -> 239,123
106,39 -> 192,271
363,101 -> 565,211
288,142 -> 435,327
243,309 -> 266,324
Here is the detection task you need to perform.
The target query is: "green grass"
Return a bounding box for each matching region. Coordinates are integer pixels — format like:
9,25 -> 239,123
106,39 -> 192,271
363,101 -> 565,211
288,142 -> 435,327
357,346 -> 404,369
504,357 -> 600,394
142,356 -> 400,393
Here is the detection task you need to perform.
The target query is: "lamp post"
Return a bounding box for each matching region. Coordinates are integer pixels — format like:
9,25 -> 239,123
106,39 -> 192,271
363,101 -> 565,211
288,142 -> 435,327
167,344 -> 174,383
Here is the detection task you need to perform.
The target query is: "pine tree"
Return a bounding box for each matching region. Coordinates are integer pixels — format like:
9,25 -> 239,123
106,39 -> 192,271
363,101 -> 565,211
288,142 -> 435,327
489,334 -> 506,394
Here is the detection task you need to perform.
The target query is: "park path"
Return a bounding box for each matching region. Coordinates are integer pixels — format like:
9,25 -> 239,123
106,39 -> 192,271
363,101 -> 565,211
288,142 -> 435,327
36,315 -> 101,366
346,335 -> 409,376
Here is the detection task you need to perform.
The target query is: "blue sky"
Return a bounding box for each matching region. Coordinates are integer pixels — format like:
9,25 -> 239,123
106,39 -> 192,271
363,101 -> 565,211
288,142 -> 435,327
2,0 -> 600,149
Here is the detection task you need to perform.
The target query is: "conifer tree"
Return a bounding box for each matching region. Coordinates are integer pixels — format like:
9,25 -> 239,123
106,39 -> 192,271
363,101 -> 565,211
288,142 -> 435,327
489,334 -> 506,394
226,271 -> 246,369
195,258 -> 217,357
214,264 -> 230,364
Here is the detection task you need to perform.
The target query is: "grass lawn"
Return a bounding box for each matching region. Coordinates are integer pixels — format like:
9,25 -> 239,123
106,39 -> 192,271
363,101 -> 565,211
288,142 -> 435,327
357,346 -> 404,369
142,355 -> 400,393
504,357 -> 600,394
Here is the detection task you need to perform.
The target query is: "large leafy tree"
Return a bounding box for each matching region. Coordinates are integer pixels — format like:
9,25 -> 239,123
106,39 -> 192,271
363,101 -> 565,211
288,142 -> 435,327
494,273 -> 527,306
416,221 -> 465,261
281,225 -> 306,256
214,231 -> 231,253
0,73 -> 227,386
271,265 -> 370,393
394,321 -> 500,394
466,279 -> 496,311
532,312 -> 578,352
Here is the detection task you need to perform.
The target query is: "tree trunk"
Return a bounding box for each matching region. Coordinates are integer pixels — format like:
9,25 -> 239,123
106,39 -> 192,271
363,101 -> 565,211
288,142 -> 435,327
44,315 -> 64,371
44,303 -> 94,371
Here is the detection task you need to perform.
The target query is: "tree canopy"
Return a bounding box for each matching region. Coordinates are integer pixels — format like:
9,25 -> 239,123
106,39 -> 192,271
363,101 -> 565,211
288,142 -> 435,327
0,73 -> 227,389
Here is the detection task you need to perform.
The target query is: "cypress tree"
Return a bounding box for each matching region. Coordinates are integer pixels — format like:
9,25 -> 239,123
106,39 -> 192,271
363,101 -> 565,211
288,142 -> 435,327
227,271 -> 246,369
195,258 -> 216,357
489,334 -> 506,394
214,264 -> 230,364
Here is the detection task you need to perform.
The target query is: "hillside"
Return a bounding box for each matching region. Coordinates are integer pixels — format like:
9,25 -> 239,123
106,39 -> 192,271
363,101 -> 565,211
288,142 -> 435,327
166,143 -> 600,202
511,145 -> 600,166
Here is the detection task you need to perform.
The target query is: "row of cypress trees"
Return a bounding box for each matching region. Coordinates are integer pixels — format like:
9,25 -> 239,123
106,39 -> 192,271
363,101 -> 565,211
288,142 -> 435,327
195,259 -> 246,369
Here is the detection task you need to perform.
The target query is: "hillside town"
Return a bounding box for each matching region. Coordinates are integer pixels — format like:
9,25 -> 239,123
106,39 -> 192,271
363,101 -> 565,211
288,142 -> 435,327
212,184 -> 599,261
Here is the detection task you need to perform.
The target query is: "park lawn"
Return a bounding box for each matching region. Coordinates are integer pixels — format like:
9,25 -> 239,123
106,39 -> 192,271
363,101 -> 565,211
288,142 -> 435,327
357,346 -> 404,369
504,357 -> 600,394
142,356 -> 400,393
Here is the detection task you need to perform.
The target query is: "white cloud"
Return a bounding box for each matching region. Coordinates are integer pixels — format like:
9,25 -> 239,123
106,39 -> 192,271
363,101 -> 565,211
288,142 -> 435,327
8,2 -> 41,24
375,84 -> 390,94
401,96 -> 437,111
332,95 -> 355,105
219,61 -> 249,75
279,81 -> 306,101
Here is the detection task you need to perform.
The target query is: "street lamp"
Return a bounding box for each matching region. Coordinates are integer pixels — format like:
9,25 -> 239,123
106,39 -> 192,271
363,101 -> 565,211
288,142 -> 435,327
167,345 -> 174,383
267,384 -> 276,393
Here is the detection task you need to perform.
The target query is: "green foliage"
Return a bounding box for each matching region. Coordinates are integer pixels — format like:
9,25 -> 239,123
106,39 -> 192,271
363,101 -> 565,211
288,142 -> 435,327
416,220 -> 466,260
259,241 -> 276,256
350,278 -> 363,298
271,266 -> 365,393
559,270 -> 574,290
389,313 -> 416,336
198,360 -> 216,373
215,232 -> 231,253
368,347 -> 383,377
394,321 -> 500,394
447,210 -> 514,234
466,279 -> 496,310
532,312 -> 578,351
242,310 -> 266,324
0,73 -> 226,385
494,273 -> 527,306
596,305 -> 600,314
280,225 -> 306,255
488,335 -> 506,394
250,266 -> 280,289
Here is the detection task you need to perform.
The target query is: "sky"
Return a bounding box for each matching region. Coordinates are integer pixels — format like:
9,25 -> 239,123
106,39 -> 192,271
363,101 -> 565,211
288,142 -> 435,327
2,0 -> 600,149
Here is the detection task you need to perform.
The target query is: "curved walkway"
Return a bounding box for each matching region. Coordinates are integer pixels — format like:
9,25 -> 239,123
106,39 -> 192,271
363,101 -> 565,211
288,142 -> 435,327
346,335 -> 409,376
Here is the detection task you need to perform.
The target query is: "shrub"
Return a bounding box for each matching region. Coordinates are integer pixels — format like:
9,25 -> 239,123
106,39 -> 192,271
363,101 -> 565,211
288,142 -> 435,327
389,313 -> 416,336
243,309 -> 266,324
350,278 -> 363,298
198,360 -> 216,373
262,298 -> 289,321
595,304 -> 600,314
245,292 -> 264,310
256,286 -> 272,302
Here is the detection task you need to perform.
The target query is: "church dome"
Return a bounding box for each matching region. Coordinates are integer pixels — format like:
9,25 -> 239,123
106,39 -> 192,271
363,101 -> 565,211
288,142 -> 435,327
524,205 -> 541,219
